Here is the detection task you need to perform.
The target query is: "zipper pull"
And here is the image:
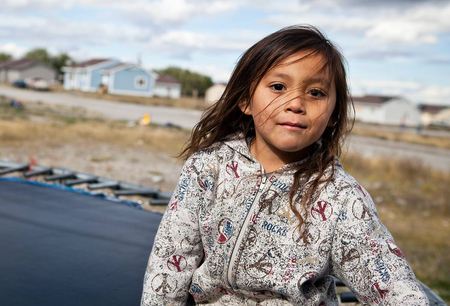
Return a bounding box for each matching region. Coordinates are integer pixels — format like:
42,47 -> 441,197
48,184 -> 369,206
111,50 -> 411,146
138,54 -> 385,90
261,175 -> 267,184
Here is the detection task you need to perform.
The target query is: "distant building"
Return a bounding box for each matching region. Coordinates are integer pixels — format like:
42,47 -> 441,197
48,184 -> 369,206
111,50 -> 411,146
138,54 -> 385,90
63,58 -> 181,98
101,63 -> 156,97
0,59 -> 56,83
153,75 -> 182,99
352,95 -> 421,127
205,83 -> 227,104
63,58 -> 120,91
418,104 -> 450,127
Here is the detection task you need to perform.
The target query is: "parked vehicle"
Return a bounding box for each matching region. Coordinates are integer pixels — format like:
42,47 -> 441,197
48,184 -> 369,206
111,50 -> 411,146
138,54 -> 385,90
12,79 -> 27,89
32,78 -> 50,91
21,77 -> 50,91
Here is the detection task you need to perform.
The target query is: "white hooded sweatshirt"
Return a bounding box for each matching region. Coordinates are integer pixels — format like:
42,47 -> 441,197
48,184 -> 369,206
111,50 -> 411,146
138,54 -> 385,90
141,135 -> 429,306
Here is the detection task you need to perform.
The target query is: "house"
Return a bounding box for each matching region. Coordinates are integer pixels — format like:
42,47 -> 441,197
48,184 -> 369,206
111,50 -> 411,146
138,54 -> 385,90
100,63 -> 156,97
205,83 -> 227,104
418,104 -> 450,127
153,75 -> 181,99
63,58 -> 181,98
352,95 -> 421,127
63,58 -> 120,91
0,59 -> 56,83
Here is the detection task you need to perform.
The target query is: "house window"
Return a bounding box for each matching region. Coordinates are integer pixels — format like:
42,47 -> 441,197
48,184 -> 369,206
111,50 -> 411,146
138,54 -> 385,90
134,76 -> 147,89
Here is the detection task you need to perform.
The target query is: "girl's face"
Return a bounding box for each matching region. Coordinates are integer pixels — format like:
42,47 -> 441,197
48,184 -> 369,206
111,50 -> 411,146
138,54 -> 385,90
240,51 -> 336,171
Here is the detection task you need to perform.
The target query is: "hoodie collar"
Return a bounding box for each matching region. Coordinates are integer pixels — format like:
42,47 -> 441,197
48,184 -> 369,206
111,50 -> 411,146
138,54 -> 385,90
222,133 -> 313,175
223,133 -> 254,161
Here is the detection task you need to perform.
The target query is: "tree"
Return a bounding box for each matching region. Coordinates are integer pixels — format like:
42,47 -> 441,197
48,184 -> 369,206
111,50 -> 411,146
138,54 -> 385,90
25,48 -> 51,65
25,48 -> 72,81
50,53 -> 72,79
0,52 -> 12,62
156,66 -> 213,97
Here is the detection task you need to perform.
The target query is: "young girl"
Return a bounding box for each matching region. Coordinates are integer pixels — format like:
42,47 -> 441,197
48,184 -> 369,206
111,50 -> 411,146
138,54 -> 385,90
141,25 -> 429,305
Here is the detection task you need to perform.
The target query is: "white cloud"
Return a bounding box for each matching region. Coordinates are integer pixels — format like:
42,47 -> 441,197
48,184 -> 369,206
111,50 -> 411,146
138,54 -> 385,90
180,62 -> 232,83
0,0 -> 448,102
0,15 -> 47,29
0,14 -> 152,45
417,85 -> 450,104
2,0 -> 75,11
351,79 -> 421,96
3,0 -> 239,28
147,30 -> 255,54
350,78 -> 450,105
263,1 -> 450,45
81,0 -> 239,26
365,3 -> 450,44
0,43 -> 26,57
244,0 -> 311,14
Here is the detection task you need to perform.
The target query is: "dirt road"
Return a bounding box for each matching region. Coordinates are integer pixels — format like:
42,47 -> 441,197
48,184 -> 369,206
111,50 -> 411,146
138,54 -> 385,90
0,85 -> 202,129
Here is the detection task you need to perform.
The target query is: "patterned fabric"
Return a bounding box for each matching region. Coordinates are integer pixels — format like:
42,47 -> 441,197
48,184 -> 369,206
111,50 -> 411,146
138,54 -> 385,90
141,135 -> 429,305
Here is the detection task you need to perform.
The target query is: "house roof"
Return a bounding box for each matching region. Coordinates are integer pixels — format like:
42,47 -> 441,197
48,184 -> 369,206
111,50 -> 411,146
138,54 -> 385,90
352,95 -> 397,104
102,63 -> 136,74
69,58 -> 111,68
418,104 -> 449,114
0,58 -> 47,71
156,74 -> 180,84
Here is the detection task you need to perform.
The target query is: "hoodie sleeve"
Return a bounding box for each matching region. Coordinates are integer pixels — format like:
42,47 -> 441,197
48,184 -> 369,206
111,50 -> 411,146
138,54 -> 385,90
330,183 -> 429,305
141,151 -> 216,306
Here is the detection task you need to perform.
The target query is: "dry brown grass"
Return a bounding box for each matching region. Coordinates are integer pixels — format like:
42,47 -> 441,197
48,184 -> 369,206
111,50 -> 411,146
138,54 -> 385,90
0,120 -> 188,153
352,123 -> 450,150
342,154 -> 450,302
0,97 -> 190,155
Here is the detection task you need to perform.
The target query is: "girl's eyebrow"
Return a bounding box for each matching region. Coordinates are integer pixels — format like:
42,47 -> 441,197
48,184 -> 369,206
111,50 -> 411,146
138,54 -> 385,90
265,72 -> 331,87
302,77 -> 330,85
265,72 -> 292,81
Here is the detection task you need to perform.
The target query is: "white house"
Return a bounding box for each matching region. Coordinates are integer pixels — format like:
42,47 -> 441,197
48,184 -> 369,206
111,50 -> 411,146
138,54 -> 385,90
153,75 -> 182,99
205,83 -> 227,104
353,95 -> 421,127
0,59 -> 56,83
418,104 -> 450,127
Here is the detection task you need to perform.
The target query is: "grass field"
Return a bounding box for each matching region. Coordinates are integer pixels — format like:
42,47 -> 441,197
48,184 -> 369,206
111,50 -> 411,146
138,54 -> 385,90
352,123 -> 450,150
1,97 -> 449,302
342,154 -> 450,301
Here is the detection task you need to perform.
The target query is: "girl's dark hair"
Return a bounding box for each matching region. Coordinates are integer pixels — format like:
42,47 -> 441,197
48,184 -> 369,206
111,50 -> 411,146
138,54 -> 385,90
180,25 -> 354,227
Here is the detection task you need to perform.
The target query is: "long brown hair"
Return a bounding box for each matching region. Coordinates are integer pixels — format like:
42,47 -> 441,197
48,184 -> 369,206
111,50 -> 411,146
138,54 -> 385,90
181,25 -> 353,226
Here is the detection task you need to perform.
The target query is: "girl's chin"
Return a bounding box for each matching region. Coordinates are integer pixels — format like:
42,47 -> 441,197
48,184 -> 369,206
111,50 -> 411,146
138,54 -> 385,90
275,143 -> 316,157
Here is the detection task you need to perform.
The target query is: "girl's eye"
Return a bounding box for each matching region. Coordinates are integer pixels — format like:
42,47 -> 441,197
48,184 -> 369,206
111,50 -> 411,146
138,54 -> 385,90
308,88 -> 327,98
270,83 -> 286,92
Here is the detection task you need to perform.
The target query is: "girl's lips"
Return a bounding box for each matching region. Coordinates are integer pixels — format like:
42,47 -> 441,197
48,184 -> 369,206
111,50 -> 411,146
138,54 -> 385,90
279,122 -> 307,129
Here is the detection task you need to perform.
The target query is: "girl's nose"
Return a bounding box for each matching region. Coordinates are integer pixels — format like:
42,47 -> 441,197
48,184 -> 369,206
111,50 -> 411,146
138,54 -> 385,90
285,92 -> 305,114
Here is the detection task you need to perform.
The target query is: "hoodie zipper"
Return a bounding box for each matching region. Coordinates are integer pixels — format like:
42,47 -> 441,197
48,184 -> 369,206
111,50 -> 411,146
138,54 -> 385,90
226,173 -> 270,289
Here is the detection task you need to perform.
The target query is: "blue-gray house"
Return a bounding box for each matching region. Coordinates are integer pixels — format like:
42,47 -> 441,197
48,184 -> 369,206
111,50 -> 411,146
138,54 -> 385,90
63,58 -> 120,92
62,58 -> 180,98
101,63 -> 156,97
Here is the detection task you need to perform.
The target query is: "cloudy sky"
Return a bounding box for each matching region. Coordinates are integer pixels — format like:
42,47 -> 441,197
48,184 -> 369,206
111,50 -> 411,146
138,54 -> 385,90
1,0 -> 449,104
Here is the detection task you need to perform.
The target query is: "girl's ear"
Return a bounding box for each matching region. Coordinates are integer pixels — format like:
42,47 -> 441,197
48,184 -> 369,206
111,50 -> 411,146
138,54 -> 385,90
239,100 -> 252,115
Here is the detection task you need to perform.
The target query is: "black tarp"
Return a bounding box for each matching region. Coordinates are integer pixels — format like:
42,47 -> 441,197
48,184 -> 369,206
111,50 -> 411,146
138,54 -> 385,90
1,178 -> 446,306
0,178 -> 162,306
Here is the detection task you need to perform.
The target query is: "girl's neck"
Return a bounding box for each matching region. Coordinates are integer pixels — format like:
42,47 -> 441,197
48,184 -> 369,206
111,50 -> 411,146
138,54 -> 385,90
249,140 -> 313,173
